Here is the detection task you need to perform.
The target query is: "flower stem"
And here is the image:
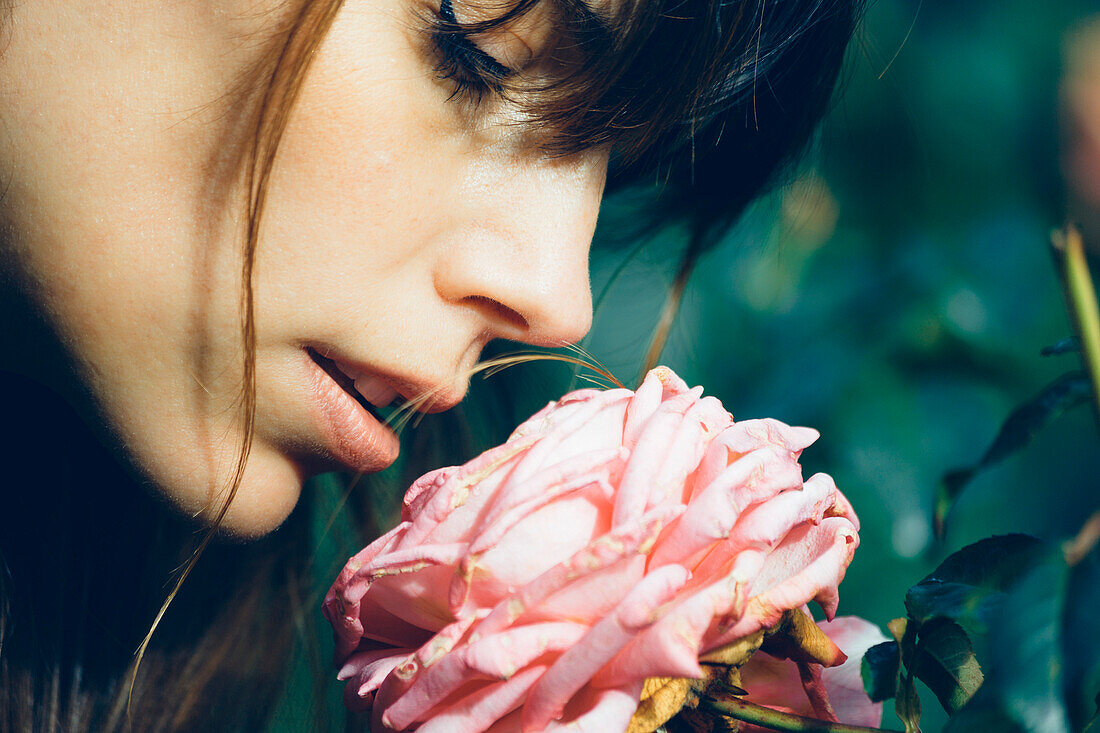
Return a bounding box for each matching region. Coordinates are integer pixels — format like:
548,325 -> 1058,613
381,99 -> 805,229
1051,224 -> 1100,425
700,697 -> 903,733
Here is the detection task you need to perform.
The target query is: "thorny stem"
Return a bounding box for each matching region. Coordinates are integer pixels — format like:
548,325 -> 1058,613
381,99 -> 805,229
1051,224 -> 1100,426
700,698 -> 903,733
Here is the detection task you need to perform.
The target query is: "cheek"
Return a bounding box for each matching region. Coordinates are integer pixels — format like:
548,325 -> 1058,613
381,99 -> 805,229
260,0 -> 451,281
0,0 -> 310,538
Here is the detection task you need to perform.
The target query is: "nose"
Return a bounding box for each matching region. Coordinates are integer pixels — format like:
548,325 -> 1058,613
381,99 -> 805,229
433,148 -> 607,348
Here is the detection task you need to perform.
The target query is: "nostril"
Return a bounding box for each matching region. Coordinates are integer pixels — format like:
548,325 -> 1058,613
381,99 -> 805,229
463,295 -> 529,334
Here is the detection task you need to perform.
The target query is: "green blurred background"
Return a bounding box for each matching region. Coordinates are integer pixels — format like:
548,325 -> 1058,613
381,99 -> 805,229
579,2 -> 1100,729
281,3 -> 1100,730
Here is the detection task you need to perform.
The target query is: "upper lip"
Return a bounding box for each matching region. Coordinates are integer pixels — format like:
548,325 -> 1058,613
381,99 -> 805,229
309,348 -> 467,415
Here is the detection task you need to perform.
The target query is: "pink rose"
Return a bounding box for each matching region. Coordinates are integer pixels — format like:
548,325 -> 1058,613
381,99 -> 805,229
324,366 -> 861,732
738,616 -> 889,730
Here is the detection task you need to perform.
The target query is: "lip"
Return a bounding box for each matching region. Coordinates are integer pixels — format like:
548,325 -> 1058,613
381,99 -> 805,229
314,350 -> 469,416
304,349 -> 401,473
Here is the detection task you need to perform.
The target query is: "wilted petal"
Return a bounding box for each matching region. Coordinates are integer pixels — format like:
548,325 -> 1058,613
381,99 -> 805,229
738,616 -> 887,731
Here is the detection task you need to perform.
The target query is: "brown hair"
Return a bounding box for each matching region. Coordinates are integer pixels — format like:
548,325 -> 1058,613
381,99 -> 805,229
126,0 -> 349,699
0,1 -> 349,727
0,0 -> 861,728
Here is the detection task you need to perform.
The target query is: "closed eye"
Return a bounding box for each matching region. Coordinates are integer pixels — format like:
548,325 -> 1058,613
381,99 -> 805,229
432,0 -> 515,101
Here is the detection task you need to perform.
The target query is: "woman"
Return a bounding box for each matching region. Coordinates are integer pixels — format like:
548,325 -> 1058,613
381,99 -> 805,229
0,0 -> 860,729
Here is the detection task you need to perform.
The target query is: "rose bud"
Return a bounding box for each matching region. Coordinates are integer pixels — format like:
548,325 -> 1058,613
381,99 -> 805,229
324,366 -> 862,732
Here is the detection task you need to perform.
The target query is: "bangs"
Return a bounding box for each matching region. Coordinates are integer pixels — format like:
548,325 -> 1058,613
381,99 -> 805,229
433,0 -> 861,225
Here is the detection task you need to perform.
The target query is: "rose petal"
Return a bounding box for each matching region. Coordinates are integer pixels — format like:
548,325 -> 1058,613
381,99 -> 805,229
596,549 -> 767,686
383,622 -> 587,730
473,447 -> 626,539
704,518 -> 859,648
644,394 -> 732,511
340,649 -> 412,712
325,368 -> 863,733
458,481 -> 615,614
500,390 -> 633,491
353,543 -> 470,631
614,391 -> 701,527
691,419 -> 818,502
403,466 -> 456,522
623,366 -> 691,449
398,436 -> 537,549
648,446 -> 806,569
521,564 -> 690,730
416,665 -> 548,733
537,681 -> 645,733
470,507 -> 681,640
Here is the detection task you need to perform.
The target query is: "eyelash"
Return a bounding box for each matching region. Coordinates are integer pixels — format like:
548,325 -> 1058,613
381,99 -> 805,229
432,0 -> 514,103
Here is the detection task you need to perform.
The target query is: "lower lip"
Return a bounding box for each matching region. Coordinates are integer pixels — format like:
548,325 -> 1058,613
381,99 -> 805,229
304,351 -> 400,473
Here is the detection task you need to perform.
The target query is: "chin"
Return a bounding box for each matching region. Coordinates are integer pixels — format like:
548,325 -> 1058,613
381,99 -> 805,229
158,444 -> 309,541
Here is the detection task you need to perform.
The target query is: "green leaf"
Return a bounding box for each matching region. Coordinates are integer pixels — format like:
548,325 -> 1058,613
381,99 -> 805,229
862,640 -> 900,702
923,534 -> 1046,588
934,372 -> 1091,539
911,619 -> 984,714
894,536 -> 1048,720
889,618 -> 922,733
904,581 -> 999,639
945,547 -> 1091,733
896,675 -> 922,733
904,534 -> 1045,639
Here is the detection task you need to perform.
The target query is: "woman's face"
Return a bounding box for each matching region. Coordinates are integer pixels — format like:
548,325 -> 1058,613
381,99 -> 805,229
0,0 -> 605,536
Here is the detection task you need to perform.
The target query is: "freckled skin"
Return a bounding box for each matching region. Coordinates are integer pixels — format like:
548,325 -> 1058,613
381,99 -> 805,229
0,0 -> 605,537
